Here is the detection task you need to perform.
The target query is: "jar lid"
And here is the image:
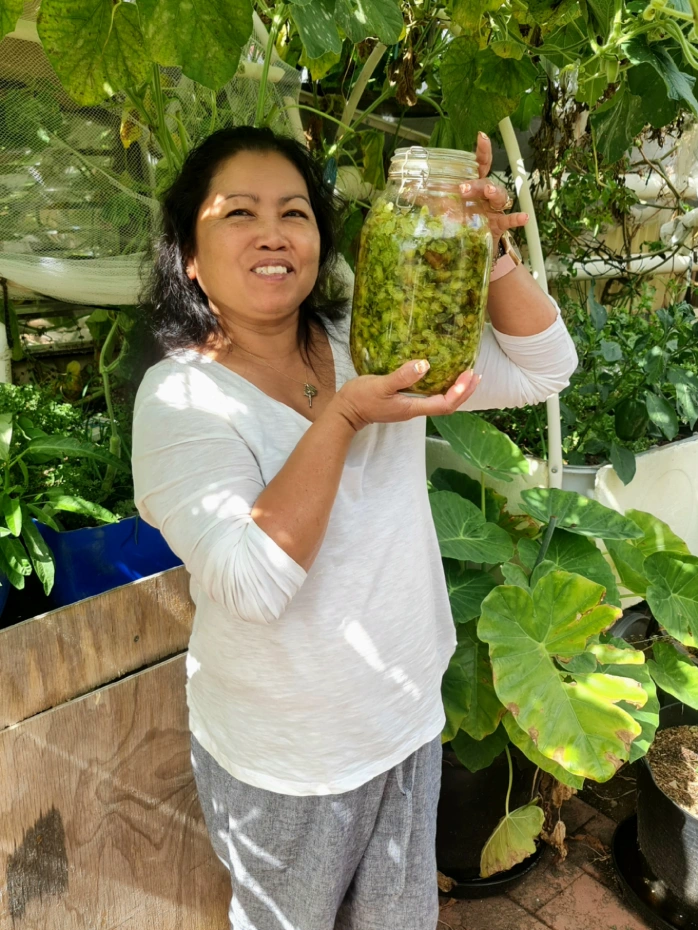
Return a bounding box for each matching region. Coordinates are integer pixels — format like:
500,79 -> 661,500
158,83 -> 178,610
390,146 -> 478,182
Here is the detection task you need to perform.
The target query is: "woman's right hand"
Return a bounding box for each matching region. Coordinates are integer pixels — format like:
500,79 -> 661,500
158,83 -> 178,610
329,361 -> 481,432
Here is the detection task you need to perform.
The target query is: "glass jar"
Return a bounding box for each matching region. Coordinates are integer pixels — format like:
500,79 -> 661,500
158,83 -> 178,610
350,146 -> 493,396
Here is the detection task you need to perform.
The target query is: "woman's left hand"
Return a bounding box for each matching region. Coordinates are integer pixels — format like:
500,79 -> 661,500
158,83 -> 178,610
461,131 -> 528,246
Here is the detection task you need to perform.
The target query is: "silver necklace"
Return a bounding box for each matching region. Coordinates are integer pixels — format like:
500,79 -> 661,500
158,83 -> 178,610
234,344 -> 319,408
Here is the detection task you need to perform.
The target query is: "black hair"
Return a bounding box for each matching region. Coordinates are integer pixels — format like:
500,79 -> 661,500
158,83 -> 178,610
141,126 -> 348,365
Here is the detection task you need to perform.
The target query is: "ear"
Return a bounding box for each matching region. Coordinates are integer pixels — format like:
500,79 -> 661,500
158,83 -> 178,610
185,256 -> 197,281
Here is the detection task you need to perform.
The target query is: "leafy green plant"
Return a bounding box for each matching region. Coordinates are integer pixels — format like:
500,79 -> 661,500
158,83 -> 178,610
0,406 -> 127,593
433,410 -> 698,878
481,294 -> 698,485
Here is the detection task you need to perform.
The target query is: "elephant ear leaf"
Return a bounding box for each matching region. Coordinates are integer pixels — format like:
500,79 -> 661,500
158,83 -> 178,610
607,509 -> 692,598
645,553 -> 698,646
478,570 -> 646,782
648,640 -> 698,711
480,800 -> 544,878
519,488 -> 643,540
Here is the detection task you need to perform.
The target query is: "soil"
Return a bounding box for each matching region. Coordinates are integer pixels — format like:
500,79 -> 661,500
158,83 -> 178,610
647,725 -> 698,816
579,764 -> 638,823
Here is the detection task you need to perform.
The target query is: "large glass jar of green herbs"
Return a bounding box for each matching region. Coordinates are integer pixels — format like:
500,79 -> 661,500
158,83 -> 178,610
350,147 -> 493,395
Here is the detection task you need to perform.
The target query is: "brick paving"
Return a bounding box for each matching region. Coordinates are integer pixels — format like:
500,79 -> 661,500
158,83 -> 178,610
438,798 -> 652,930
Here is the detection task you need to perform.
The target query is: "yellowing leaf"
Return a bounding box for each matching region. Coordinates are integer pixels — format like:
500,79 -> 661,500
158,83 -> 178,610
479,571 -> 645,782
480,800 -> 544,878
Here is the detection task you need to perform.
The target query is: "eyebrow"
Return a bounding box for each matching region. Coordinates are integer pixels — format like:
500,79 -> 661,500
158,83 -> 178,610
223,193 -> 311,206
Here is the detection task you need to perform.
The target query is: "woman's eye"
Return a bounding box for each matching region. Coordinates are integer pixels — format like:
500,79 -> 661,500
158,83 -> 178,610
226,208 -> 252,217
284,210 -> 308,218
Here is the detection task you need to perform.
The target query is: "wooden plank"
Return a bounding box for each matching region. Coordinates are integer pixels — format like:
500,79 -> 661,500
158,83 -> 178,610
0,654 -> 231,930
0,567 -> 194,731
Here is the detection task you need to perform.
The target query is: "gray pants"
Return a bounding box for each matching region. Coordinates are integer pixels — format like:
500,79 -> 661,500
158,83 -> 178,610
190,734 -> 442,930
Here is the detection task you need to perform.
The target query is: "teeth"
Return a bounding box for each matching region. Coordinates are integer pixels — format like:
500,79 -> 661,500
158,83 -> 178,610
253,266 -> 290,275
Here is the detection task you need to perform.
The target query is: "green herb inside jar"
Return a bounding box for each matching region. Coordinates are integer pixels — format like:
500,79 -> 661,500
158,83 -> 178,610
350,198 -> 491,395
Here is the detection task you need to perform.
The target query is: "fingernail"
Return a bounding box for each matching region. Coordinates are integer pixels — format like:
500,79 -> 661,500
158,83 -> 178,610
414,360 -> 430,374
522,213 -> 529,222
479,131 -> 489,141
461,182 -> 472,193
475,373 -> 483,384
487,184 -> 496,195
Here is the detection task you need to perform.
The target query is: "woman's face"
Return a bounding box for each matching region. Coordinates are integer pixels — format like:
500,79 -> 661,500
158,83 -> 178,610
186,150 -> 322,327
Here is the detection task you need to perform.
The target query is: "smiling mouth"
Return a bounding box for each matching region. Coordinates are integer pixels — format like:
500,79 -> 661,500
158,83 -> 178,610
252,265 -> 293,277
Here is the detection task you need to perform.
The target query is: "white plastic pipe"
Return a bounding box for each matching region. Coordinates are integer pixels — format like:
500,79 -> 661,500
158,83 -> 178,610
545,251 -> 693,280
498,116 -> 563,489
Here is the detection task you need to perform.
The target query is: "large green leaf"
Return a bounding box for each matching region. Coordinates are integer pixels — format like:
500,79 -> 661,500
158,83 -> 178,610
442,641 -> 473,742
26,436 -> 128,471
457,620 -> 505,739
597,635 -> 659,763
430,468 -> 504,524
476,47 -> 538,97
606,509 -> 690,597
0,412 -> 12,462
430,492 -> 514,564
648,641 -> 698,711
538,20 -> 587,68
518,529 -> 621,607
519,488 -> 643,540
0,534 -> 31,589
645,392 -> 679,441
480,800 -> 544,878
0,0 -> 23,40
140,0 -> 252,89
452,723 -> 509,773
502,713 -> 584,788
479,571 -> 645,782
623,36 -> 698,115
590,83 -> 647,164
445,562 -> 497,623
334,0 -> 402,43
451,0 -> 504,29
1,493 -> 21,537
291,0 -> 342,58
21,510 -> 55,596
628,63 -> 681,128
441,37 -> 518,148
585,0 -> 616,38
43,493 -> 120,525
432,412 -> 529,483
646,552 -> 698,645
38,0 -> 150,106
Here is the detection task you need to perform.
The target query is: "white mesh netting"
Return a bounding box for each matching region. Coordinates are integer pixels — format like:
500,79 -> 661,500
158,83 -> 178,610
0,6 -> 304,306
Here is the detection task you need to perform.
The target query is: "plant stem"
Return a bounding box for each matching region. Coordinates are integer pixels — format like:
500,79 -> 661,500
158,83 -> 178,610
100,316 -> 122,492
534,517 -> 558,568
504,745 -> 514,818
338,43 -> 387,141
255,4 -> 286,128
481,471 -> 487,517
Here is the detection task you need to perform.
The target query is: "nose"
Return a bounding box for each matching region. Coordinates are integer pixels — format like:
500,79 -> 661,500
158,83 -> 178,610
254,216 -> 290,251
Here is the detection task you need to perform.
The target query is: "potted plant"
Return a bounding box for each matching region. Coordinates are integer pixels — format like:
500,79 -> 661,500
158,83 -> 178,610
0,376 -> 181,616
431,410 -> 698,893
0,385 -> 126,611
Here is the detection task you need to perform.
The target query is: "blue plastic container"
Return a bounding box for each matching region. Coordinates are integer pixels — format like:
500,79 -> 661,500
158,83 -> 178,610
36,515 -> 182,609
0,571 -> 10,617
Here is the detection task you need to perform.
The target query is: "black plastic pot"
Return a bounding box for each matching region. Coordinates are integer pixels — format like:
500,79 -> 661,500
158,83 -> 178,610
637,703 -> 698,908
436,747 -> 542,898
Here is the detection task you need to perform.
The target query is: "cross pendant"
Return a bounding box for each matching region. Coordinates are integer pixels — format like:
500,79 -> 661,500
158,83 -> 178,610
304,383 -> 318,408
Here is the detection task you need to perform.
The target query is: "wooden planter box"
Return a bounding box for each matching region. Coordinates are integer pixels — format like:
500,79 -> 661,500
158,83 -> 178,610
0,567 -> 231,930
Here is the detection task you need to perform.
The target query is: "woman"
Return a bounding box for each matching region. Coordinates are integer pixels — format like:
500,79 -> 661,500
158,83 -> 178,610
132,126 -> 577,930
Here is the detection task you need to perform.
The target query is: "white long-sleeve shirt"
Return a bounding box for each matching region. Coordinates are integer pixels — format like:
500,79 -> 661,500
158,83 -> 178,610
132,306 -> 577,795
